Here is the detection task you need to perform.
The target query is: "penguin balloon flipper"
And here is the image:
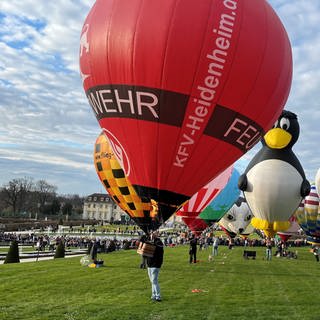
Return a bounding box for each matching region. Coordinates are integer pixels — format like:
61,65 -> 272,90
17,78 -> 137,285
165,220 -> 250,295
300,179 -> 311,197
238,174 -> 248,191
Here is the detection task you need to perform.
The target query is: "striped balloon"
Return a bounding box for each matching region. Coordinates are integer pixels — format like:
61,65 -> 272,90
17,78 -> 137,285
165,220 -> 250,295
177,166 -> 233,216
296,185 -> 320,244
176,165 -> 233,234
199,168 -> 241,223
294,199 -> 305,224
305,185 -> 319,216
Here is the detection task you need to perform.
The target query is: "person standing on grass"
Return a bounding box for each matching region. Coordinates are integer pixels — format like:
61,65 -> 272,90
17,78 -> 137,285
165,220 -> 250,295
228,237 -> 234,250
266,238 -> 272,261
212,236 -> 219,256
189,235 -> 198,263
147,231 -> 164,302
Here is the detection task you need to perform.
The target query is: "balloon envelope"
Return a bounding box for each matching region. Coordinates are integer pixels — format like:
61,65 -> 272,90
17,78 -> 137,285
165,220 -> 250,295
277,215 -> 301,242
293,199 -> 305,233
199,169 -> 240,223
176,165 -> 233,234
94,131 -> 161,233
219,197 -> 253,238
245,160 -> 303,232
239,110 -> 309,237
179,217 -> 208,236
296,185 -> 320,244
80,0 -> 292,217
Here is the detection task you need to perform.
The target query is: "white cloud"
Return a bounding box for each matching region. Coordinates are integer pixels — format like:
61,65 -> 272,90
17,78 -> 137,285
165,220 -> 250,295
0,0 -> 99,194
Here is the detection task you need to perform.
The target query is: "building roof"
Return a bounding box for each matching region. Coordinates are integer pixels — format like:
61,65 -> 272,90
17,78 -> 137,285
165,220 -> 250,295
85,193 -> 113,203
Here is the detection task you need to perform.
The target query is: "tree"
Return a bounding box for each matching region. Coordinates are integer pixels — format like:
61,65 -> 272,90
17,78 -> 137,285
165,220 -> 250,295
0,189 -> 7,214
62,202 -> 73,216
4,240 -> 20,264
42,198 -> 61,216
51,198 -> 61,215
59,194 -> 84,216
1,177 -> 34,214
54,241 -> 65,259
34,180 -> 57,213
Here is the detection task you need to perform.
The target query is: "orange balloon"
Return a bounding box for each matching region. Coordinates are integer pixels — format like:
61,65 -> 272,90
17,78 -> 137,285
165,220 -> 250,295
94,130 -> 161,233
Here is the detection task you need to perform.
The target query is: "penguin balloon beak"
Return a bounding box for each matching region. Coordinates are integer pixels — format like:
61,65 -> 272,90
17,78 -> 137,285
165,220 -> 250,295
264,128 -> 292,149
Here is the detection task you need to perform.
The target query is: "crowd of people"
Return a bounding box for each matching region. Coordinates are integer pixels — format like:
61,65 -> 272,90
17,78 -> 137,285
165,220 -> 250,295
0,232 -> 139,253
0,229 -> 312,252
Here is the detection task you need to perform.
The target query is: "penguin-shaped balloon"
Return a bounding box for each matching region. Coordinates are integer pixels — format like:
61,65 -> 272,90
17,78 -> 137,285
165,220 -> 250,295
238,110 -> 310,238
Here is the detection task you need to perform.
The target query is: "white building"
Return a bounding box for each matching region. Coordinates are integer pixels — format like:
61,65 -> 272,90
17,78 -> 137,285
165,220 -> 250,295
83,193 -> 184,226
82,193 -> 124,222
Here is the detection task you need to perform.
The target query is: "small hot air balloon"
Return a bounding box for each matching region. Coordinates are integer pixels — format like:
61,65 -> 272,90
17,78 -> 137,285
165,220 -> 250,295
80,0 -> 292,221
94,131 -> 160,233
296,185 -> 320,245
219,197 -> 253,238
179,218 -> 208,237
238,110 -> 310,238
176,165 -> 233,235
199,168 -> 240,224
277,215 -> 301,243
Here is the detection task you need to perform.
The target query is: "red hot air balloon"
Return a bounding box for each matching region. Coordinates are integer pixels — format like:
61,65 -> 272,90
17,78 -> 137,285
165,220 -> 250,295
277,216 -> 301,243
180,218 -> 208,237
80,0 -> 292,221
176,165 -> 233,235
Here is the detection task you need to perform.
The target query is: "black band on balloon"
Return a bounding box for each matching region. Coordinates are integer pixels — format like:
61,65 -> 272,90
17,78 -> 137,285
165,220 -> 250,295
131,217 -> 162,234
204,105 -> 264,153
133,185 -> 189,207
86,84 -> 188,127
132,185 -> 189,223
87,85 -> 264,154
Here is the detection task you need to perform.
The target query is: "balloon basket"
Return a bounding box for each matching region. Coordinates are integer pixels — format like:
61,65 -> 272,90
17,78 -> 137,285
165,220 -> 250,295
137,242 -> 156,257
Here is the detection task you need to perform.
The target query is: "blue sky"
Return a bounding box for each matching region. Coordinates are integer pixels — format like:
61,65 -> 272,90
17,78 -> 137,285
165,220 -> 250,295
0,1 -> 319,196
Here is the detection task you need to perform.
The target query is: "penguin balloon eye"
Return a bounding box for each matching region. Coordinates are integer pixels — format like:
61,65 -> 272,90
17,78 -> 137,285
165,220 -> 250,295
280,118 -> 290,131
227,214 -> 235,221
272,120 -> 279,128
245,214 -> 252,221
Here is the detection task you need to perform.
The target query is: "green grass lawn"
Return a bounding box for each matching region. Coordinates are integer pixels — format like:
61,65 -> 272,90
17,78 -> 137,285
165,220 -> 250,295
0,246 -> 34,253
0,245 -> 319,320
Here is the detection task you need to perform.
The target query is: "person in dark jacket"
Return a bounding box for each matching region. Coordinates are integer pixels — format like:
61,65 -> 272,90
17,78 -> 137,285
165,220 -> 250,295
189,235 -> 197,263
139,234 -> 148,269
147,231 -> 164,302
